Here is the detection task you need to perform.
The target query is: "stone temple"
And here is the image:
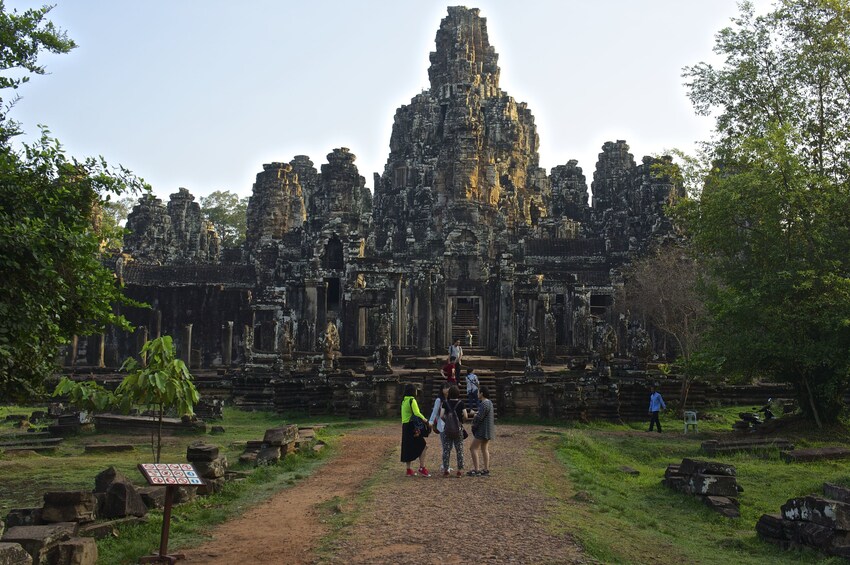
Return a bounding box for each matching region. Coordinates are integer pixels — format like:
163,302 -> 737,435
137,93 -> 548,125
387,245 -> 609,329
68,7 -> 689,418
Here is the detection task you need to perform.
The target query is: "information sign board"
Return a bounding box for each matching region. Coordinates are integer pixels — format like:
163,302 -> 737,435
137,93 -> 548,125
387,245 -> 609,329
138,463 -> 203,486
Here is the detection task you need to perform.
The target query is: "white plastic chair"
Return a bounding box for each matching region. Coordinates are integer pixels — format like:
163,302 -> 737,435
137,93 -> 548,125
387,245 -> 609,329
684,411 -> 698,434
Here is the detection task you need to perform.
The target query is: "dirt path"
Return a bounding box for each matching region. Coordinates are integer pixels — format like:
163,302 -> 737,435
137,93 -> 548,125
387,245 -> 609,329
183,426 -> 398,564
185,424 -> 589,565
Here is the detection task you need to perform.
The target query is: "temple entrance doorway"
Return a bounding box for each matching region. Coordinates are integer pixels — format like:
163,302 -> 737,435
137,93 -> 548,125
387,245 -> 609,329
449,296 -> 482,349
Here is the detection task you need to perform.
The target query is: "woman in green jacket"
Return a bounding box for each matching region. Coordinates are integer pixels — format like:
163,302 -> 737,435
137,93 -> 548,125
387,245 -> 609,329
400,383 -> 431,477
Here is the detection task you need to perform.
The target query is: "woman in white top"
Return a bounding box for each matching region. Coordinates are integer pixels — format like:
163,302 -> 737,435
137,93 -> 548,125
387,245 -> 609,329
429,382 -> 451,471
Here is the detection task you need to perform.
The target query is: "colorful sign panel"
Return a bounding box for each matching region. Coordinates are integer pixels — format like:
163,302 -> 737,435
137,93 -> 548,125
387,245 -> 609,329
138,463 -> 203,486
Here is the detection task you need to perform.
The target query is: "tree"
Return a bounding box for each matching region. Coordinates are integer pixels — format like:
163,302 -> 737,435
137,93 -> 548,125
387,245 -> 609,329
680,0 -> 850,425
200,190 -> 247,248
97,196 -> 136,252
117,336 -> 199,463
54,335 -> 199,463
0,4 -> 144,401
619,244 -> 714,410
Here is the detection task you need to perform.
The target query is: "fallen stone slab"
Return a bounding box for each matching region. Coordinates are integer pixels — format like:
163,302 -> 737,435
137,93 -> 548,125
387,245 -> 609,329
263,425 -> 298,447
186,443 -> 219,462
83,444 -> 134,455
1,523 -> 77,565
756,513 -> 785,541
3,510 -> 42,530
45,537 -> 96,565
689,473 -> 739,497
136,488 -> 165,510
679,458 -> 736,477
703,496 -> 740,518
40,493 -> 97,524
781,447 -> 850,463
1,447 -> 56,455
93,467 -> 128,495
78,517 -> 147,540
256,446 -> 281,465
701,438 -> 794,455
192,457 -> 226,479
102,482 -> 147,519
0,542 -> 31,565
782,496 -> 850,530
824,483 -> 850,505
0,438 -> 63,448
618,465 -> 640,476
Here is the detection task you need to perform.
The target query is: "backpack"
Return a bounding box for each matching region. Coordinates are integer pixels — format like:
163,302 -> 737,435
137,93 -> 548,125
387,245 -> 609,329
442,399 -> 462,440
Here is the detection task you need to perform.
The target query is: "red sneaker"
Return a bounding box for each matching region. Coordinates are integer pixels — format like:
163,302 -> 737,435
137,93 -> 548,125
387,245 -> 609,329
418,467 -> 431,477
456,470 -> 463,478
406,468 -> 415,477
443,470 -> 450,477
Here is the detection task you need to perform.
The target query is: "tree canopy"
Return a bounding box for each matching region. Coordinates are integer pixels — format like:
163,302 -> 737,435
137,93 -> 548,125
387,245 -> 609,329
200,190 -> 247,248
680,0 -> 850,424
0,3 -> 143,401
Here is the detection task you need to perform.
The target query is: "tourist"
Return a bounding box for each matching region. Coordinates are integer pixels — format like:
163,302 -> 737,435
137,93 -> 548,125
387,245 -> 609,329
449,338 -> 463,364
428,382 -> 451,472
468,386 -> 494,476
648,385 -> 666,433
440,385 -> 469,477
441,356 -> 458,384
466,329 -> 474,347
401,383 -> 431,476
465,366 -> 480,411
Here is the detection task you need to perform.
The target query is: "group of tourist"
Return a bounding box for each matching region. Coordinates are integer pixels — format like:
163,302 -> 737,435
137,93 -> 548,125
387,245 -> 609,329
400,345 -> 494,477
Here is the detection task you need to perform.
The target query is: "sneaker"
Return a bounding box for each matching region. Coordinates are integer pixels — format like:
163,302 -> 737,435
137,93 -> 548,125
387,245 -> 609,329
479,469 -> 490,477
443,470 -> 450,477
406,468 -> 415,477
456,470 -> 463,478
466,470 -> 479,476
419,467 -> 431,477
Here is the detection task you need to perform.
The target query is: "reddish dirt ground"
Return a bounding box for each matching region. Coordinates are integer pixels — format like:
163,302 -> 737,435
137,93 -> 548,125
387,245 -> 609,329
184,424 -> 590,565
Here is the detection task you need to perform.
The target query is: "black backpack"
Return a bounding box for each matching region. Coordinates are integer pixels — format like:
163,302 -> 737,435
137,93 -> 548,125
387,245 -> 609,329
442,399 -> 461,440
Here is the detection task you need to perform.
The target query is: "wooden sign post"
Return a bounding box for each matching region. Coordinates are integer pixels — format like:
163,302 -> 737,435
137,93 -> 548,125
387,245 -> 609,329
137,463 -> 203,564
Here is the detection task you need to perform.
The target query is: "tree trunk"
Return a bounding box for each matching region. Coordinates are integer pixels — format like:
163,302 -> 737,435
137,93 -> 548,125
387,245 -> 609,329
802,375 -> 823,429
156,405 -> 164,463
678,377 -> 692,415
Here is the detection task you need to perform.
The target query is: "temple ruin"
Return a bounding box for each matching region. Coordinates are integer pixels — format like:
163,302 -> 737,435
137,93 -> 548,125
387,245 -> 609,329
67,7 -> 695,419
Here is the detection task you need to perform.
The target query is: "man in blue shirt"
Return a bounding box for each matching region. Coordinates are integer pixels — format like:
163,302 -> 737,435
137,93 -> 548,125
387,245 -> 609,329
648,385 -> 666,433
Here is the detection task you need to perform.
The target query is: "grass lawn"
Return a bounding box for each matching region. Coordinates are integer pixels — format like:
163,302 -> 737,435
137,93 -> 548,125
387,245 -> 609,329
543,406 -> 850,564
0,406 -> 376,564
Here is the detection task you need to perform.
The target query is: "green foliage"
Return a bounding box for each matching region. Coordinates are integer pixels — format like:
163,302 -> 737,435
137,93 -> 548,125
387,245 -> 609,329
0,5 -> 145,402
200,190 -> 247,248
97,196 -> 136,251
52,376 -> 115,412
680,0 -> 850,424
117,336 -> 199,462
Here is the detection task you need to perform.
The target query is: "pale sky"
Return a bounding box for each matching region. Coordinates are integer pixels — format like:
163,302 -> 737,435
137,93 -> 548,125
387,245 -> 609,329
6,1 -> 772,201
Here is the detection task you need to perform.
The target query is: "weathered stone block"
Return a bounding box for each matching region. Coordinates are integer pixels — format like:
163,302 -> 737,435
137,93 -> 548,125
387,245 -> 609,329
256,446 -> 281,466
186,443 -> 219,462
40,494 -> 96,524
238,451 -> 258,465
195,478 -> 225,496
45,536 -> 97,565
136,487 -> 165,510
824,483 -> 850,505
782,496 -> 850,531
703,496 -> 740,518
262,425 -> 298,447
688,474 -> 739,497
193,457 -> 226,479
3,510 -> 42,530
1,523 -> 77,565
78,517 -> 146,540
93,467 -> 128,494
679,458 -> 736,477
756,513 -> 786,541
102,482 -> 147,519
0,542 -> 32,565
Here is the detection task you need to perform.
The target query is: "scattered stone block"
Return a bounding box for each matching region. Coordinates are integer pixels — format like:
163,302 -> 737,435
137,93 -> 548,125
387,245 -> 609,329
824,483 -> 850,505
45,536 -> 97,565
256,446 -> 281,465
0,542 -> 32,565
136,488 -> 165,510
78,517 -> 147,540
662,458 -> 741,517
1,523 -> 77,565
83,444 -> 134,455
192,457 -> 226,479
689,473 -> 739,497
781,496 -> 850,531
210,426 -> 225,434
618,465 -> 640,476
186,443 -> 219,462
781,447 -> 850,463
3,510 -> 42,530
195,478 -> 225,496
92,468 -> 127,495
679,458 -> 736,477
238,451 -> 258,465
40,493 -> 96,524
262,425 -> 298,447
703,496 -> 740,518
102,482 -> 147,519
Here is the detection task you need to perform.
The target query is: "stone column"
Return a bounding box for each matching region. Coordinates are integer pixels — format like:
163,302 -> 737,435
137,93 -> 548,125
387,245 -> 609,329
358,307 -> 367,347
181,324 -> 193,367
305,280 -> 319,350
96,333 -> 106,368
316,281 -> 327,336
65,335 -> 78,367
153,310 -> 162,340
222,321 -> 233,366
433,275 -> 446,354
395,276 -> 404,346
135,326 -> 149,366
498,281 -> 515,358
415,273 -> 432,356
